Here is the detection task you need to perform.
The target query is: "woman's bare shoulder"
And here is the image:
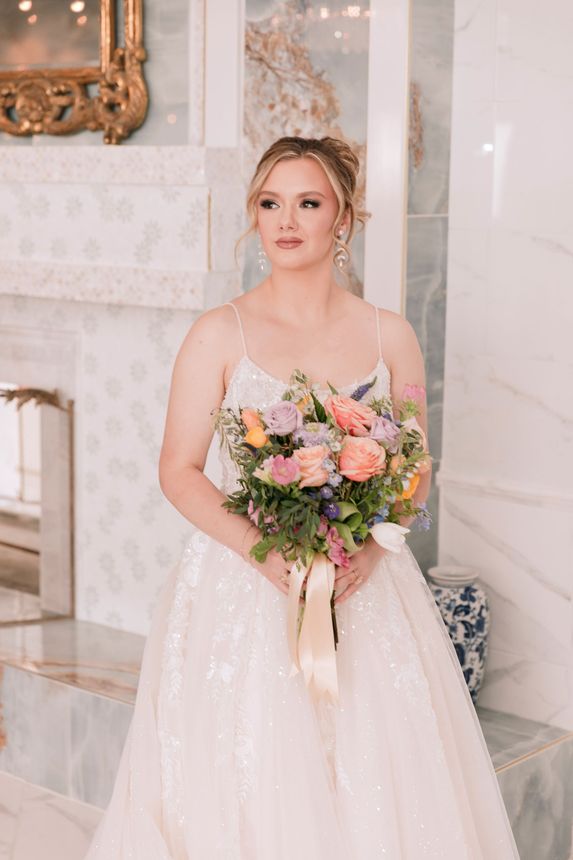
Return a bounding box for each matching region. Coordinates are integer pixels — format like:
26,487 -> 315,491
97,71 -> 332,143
176,302 -> 240,364
373,305 -> 418,341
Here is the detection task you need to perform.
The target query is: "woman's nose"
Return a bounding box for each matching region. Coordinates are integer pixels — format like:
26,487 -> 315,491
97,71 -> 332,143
279,207 -> 297,230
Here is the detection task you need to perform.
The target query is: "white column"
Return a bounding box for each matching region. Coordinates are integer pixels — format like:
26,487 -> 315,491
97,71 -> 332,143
363,0 -> 411,314
204,0 -> 245,147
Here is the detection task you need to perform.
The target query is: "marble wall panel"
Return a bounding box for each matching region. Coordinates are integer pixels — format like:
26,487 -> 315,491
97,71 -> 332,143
0,666 -> 72,795
442,353 -> 572,493
408,0 -> 455,215
0,664 -> 132,807
497,735 -> 573,860
439,485 -> 572,663
405,214 -> 449,572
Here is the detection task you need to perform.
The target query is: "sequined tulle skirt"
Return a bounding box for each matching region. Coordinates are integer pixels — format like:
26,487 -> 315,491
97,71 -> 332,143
84,527 -> 520,859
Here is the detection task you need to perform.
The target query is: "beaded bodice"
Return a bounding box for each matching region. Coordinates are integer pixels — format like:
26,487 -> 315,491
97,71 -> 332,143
217,352 -> 391,495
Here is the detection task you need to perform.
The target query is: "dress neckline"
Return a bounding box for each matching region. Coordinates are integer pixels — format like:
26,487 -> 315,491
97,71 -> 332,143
223,353 -> 389,402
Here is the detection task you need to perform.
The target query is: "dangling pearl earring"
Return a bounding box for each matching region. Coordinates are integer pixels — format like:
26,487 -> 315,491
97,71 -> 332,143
334,226 -> 349,269
257,234 -> 269,272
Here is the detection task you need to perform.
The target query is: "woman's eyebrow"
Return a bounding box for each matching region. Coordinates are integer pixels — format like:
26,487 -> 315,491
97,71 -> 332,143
257,190 -> 327,198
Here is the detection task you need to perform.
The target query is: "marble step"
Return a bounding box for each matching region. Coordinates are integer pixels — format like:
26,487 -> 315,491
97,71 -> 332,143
0,770 -> 102,860
0,617 -> 571,859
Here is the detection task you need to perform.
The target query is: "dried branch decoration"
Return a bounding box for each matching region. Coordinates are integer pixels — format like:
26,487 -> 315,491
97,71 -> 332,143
0,387 -> 68,412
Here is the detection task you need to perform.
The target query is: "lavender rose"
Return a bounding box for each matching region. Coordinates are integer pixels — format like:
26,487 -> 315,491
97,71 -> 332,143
262,400 -> 302,435
369,416 -> 401,451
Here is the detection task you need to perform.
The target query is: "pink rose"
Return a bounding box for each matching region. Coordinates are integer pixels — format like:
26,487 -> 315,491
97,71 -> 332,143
323,394 -> 377,436
291,444 -> 330,488
262,400 -> 303,435
270,454 -> 301,485
338,436 -> 386,482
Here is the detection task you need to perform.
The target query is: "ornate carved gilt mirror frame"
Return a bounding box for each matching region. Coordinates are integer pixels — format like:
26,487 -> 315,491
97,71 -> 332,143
0,0 -> 148,144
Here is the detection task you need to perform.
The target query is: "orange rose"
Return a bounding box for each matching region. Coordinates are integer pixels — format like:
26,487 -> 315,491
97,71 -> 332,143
338,437 -> 386,482
291,444 -> 330,488
244,426 -> 268,448
324,394 -> 377,436
400,473 -> 420,500
241,408 -> 263,430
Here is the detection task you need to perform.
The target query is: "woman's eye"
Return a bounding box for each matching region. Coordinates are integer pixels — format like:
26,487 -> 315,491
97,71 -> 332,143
301,199 -> 320,208
259,199 -> 278,209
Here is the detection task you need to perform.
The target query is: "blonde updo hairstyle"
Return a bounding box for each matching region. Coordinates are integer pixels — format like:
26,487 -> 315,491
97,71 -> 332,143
234,136 -> 371,279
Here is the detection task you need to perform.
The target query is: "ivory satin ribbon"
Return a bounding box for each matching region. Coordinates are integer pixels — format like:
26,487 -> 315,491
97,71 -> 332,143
286,553 -> 339,705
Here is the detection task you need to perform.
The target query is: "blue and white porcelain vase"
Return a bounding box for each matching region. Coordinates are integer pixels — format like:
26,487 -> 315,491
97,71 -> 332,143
427,566 -> 490,704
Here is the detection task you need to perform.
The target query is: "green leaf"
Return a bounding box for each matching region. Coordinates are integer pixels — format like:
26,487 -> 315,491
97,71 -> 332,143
336,500 -> 359,521
345,511 -> 363,531
310,391 -> 327,422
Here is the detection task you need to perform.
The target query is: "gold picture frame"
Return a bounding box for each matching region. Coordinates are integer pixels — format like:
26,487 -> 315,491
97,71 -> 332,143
0,0 -> 148,144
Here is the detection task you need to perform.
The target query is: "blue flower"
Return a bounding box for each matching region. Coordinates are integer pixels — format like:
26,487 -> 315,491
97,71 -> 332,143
327,473 -> 343,487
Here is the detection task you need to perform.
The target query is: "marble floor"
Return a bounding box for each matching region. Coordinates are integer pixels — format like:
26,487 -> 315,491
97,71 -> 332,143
0,617 -> 571,858
0,771 -> 102,860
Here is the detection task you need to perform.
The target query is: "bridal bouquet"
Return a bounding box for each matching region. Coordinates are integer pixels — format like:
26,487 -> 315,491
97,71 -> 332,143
212,369 -> 432,703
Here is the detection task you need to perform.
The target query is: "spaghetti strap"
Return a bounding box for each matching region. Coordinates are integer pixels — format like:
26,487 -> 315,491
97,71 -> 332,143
223,301 -> 248,358
373,303 -> 383,360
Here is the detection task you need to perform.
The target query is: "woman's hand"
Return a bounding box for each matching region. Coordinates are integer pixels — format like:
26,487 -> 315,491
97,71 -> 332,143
333,537 -> 387,606
241,525 -> 294,598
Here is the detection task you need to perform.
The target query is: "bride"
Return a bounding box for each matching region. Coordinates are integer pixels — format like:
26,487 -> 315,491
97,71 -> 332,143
85,136 -> 520,858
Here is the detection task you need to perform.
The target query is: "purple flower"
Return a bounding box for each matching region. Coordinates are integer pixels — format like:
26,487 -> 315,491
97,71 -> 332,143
323,502 -> 340,520
319,485 -> 333,499
369,416 -> 400,451
293,421 -> 331,447
350,377 -> 377,401
262,401 -> 302,435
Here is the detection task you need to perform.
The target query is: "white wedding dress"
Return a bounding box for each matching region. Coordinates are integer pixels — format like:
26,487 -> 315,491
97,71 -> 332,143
85,302 -> 520,859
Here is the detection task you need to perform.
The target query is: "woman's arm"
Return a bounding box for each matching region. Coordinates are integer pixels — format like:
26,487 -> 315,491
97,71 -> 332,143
157,306 -> 290,595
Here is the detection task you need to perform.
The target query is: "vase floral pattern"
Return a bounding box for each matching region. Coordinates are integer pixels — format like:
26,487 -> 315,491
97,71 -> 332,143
427,578 -> 490,704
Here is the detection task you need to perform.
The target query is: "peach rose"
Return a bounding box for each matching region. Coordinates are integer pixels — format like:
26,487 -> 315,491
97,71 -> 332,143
324,394 -> 377,437
244,426 -> 268,448
338,436 -> 386,482
291,444 -> 330,488
241,408 -> 263,431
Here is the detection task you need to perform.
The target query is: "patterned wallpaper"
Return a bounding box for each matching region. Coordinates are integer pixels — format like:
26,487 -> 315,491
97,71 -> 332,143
0,293 -> 212,634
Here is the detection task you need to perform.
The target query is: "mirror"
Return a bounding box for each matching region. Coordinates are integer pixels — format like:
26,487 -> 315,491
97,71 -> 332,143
0,384 -> 74,624
0,0 -> 148,144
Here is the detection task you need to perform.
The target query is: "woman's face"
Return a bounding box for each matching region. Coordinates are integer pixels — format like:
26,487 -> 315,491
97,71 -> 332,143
255,156 -> 347,272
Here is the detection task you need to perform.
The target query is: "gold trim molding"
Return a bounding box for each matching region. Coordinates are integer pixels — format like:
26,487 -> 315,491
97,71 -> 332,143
0,0 -> 148,145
